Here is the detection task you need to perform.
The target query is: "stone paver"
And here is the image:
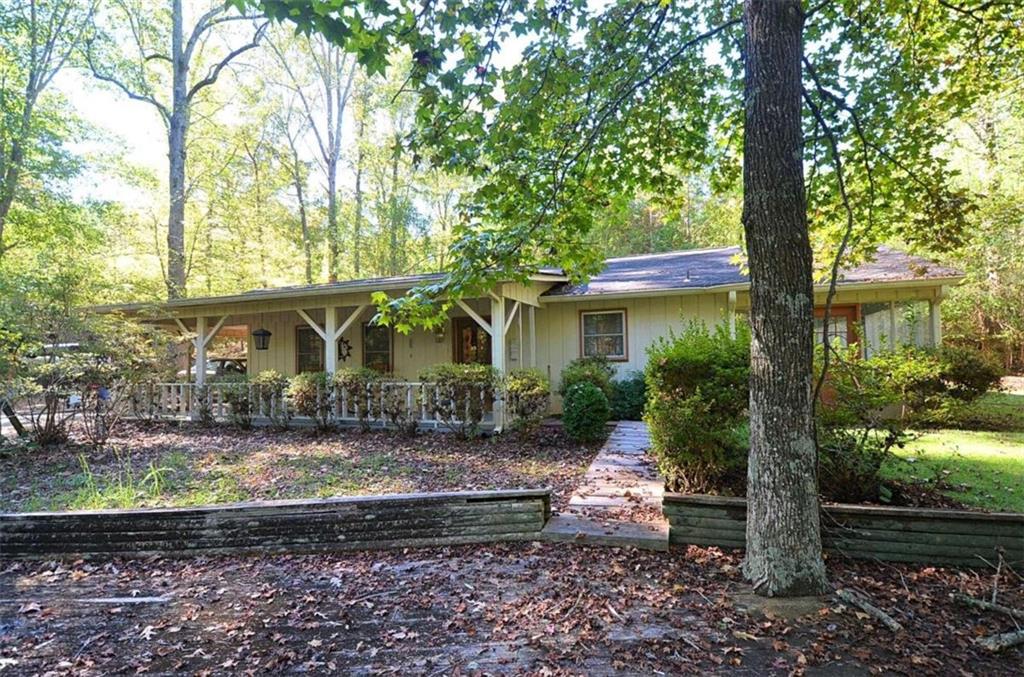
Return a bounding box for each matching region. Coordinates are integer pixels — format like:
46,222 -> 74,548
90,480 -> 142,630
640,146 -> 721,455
542,421 -> 669,550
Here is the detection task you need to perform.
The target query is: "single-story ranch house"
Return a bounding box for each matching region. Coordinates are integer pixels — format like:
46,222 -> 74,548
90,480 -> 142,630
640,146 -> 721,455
101,246 -> 962,427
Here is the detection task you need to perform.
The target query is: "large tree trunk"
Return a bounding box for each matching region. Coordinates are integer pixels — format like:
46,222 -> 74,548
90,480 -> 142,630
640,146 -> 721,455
740,0 -> 828,598
295,169 -> 313,284
166,0 -> 188,299
353,96 -> 367,277
326,157 -> 338,281
388,134 -> 401,276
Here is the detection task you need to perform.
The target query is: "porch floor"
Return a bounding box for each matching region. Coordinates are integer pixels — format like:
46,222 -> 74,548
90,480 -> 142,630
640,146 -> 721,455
541,421 -> 669,551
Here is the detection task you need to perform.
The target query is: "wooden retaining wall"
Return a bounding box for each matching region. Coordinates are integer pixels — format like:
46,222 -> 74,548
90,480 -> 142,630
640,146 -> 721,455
0,489 -> 551,559
664,494 -> 1024,567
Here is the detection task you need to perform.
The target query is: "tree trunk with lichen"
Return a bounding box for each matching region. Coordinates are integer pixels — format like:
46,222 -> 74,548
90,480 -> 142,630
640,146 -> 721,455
740,0 -> 828,598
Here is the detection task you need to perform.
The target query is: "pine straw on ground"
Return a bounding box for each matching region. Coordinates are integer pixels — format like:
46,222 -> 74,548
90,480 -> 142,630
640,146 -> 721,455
1,544 -> 1020,675
0,423 -> 598,513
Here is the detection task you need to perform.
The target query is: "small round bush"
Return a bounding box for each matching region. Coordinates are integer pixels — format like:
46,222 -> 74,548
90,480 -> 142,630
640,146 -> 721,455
287,371 -> 333,430
562,381 -> 609,443
609,372 -> 646,420
505,368 -> 551,431
559,356 -> 615,399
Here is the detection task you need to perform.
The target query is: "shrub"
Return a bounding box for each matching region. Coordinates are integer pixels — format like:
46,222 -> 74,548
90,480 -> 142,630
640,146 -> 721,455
814,344 -> 908,502
852,344 -> 1003,426
562,381 -> 609,443
936,345 -> 1003,402
505,368 -> 551,432
559,356 -> 615,399
419,363 -> 499,437
287,371 -> 334,431
333,367 -> 381,431
643,323 -> 750,493
609,372 -> 646,421
374,377 -> 419,436
220,376 -> 253,429
191,385 -> 215,427
251,370 -> 290,430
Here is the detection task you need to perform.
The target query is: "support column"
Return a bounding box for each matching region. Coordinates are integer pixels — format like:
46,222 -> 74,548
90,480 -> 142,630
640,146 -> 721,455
728,291 -> 737,339
195,316 -> 208,387
529,306 -> 537,368
929,299 -> 943,348
888,301 -> 898,351
491,295 -> 506,431
325,307 -> 338,374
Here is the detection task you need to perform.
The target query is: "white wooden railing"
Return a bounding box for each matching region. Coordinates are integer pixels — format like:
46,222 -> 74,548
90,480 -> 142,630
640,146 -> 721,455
128,381 -> 497,430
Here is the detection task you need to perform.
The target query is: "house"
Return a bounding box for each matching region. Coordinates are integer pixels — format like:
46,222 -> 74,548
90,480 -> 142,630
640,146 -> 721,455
100,245 -> 962,426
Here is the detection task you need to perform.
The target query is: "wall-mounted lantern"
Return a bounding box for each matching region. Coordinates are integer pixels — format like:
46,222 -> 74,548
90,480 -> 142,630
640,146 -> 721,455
252,328 -> 272,351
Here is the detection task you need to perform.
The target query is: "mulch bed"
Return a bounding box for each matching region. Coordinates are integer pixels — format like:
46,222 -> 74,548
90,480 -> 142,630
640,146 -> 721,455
0,422 -> 598,513
1,543 -> 1020,675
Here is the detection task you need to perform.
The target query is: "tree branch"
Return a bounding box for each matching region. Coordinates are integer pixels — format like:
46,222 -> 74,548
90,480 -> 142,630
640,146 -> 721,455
186,22 -> 268,101
802,87 -> 857,410
86,40 -> 170,123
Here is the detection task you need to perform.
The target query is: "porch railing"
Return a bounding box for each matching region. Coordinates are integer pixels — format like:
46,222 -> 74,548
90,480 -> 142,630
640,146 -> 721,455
128,381 -> 498,430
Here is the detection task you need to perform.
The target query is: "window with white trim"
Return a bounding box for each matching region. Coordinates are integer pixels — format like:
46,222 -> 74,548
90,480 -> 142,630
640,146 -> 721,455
581,310 -> 627,360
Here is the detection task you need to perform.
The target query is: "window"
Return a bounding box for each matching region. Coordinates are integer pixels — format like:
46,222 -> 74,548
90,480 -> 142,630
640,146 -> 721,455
581,310 -> 627,360
363,323 -> 392,373
813,305 -> 858,349
813,316 -> 849,347
296,326 -> 324,373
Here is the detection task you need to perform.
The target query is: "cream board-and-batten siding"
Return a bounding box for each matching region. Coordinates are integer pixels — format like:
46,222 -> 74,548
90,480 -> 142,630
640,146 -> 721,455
97,246 -> 963,416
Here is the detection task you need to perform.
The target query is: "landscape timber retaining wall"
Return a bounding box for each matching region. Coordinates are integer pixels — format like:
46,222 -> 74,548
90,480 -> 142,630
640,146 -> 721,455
664,494 -> 1024,568
0,489 -> 551,559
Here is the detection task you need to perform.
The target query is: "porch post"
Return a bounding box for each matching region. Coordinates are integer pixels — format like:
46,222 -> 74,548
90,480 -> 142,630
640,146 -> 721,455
195,316 -> 208,387
325,307 -> 338,374
528,306 -> 537,368
491,295 -> 506,431
929,299 -> 943,348
727,291 -> 737,339
888,301 -> 898,350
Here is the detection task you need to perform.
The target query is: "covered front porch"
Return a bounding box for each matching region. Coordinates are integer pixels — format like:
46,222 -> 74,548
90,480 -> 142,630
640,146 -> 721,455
125,279 -> 555,430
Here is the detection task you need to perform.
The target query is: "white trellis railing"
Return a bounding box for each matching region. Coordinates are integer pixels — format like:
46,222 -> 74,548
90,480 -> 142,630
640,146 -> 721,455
128,381 -> 498,430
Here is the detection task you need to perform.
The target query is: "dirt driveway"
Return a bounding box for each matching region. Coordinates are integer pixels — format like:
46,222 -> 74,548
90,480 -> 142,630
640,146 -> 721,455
1,543 -> 1021,675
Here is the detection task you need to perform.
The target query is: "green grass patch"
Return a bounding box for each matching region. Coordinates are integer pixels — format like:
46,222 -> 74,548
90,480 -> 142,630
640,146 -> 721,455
882,429 -> 1024,513
939,392 -> 1024,431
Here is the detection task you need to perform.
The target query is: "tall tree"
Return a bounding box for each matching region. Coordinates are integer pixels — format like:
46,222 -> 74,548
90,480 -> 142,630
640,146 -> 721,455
740,0 -> 826,595
268,29 -> 355,281
0,0 -> 96,258
87,0 -> 266,298
250,0 -> 1021,596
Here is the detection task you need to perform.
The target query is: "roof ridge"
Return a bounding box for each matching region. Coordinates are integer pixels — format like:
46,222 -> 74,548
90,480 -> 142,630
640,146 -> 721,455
602,245 -> 740,263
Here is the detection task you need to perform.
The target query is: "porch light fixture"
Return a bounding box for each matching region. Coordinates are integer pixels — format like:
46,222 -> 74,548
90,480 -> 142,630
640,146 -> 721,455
252,328 -> 272,351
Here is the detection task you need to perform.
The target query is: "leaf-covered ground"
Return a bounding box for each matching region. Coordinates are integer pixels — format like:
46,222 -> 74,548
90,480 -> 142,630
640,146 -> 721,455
0,423 -> 598,513
1,543 -> 1021,675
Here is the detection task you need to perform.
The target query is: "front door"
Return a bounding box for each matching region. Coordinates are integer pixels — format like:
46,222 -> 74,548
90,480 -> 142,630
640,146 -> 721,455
453,316 -> 491,365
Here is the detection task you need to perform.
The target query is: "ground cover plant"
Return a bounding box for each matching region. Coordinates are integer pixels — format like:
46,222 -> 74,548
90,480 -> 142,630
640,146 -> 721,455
0,543 -> 1020,674
0,422 -> 597,513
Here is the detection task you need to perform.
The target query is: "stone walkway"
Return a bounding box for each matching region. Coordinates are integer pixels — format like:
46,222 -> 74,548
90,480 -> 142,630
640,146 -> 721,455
542,421 -> 669,550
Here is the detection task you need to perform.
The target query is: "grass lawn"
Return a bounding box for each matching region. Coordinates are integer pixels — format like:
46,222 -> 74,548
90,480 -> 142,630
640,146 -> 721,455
944,390 -> 1024,431
882,429 -> 1024,513
0,423 -> 598,513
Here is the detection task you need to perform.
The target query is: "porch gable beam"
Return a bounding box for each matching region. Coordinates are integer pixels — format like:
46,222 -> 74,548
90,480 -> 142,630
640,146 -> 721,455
335,304 -> 369,341
296,309 -> 327,341
203,315 -> 228,346
455,299 -> 493,336
503,300 -> 521,336
173,317 -> 191,344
